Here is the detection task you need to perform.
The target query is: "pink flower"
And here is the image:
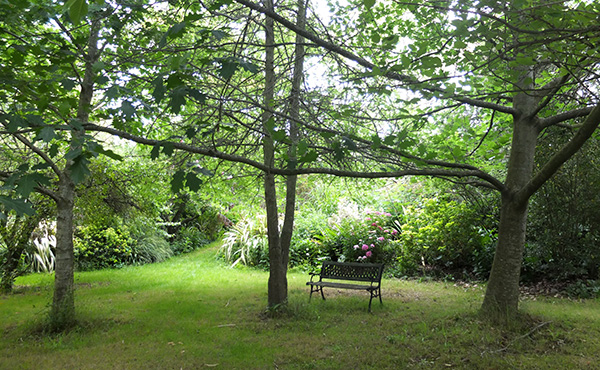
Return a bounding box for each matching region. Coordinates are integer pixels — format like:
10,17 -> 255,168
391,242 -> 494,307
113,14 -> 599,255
365,217 -> 372,221
370,244 -> 375,248
391,229 -> 398,235
362,244 -> 369,251
384,230 -> 389,233
371,222 -> 377,227
385,212 -> 392,217
377,236 -> 385,242
366,251 -> 372,257
353,245 -> 359,250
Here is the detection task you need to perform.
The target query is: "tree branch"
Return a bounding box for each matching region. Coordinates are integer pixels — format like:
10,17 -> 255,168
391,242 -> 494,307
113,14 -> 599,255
539,106 -> 595,128
520,102 -> 600,201
85,122 -> 506,192
232,0 -> 516,115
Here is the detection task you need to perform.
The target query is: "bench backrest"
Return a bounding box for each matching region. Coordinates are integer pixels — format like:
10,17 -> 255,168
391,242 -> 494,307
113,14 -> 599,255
319,261 -> 384,283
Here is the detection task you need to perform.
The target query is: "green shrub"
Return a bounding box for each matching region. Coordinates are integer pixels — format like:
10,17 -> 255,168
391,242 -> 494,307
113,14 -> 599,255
289,211 -> 329,270
171,226 -> 210,255
74,225 -> 135,270
565,279 -> 600,299
396,197 -> 494,278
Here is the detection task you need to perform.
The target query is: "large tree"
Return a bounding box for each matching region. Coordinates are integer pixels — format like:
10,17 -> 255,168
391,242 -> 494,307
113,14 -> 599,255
0,1 -> 149,328
229,0 -> 600,320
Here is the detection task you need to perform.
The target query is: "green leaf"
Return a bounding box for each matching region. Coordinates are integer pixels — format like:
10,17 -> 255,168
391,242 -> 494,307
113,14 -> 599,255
0,196 -> 35,216
333,142 -> 345,161
383,135 -> 395,146
49,144 -> 59,158
271,130 -> 287,142
297,140 -> 308,156
162,142 -> 175,156
171,170 -> 185,193
121,101 -> 136,118
185,172 -> 202,191
7,115 -> 25,132
92,61 -> 105,72
211,30 -> 228,40
152,77 -> 165,103
166,73 -> 185,89
151,144 -> 161,160
185,127 -> 197,139
516,56 -> 537,66
169,87 -> 187,114
36,126 -> 56,142
95,146 -> 123,161
299,150 -> 318,163
343,136 -> 358,150
31,163 -> 50,171
61,78 -> 77,91
364,0 -> 375,9
218,59 -> 238,79
15,173 -> 51,197
168,22 -> 187,38
69,118 -> 85,131
70,155 -> 90,184
371,134 -> 382,149
66,0 -> 88,24
188,88 -> 206,103
105,85 -> 120,100
65,147 -> 82,160
320,131 -> 335,140
265,117 -> 276,132
239,60 -> 259,74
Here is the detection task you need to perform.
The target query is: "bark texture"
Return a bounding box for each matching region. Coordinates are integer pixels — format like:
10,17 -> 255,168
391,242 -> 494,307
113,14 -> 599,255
50,20 -> 100,326
263,0 -> 307,309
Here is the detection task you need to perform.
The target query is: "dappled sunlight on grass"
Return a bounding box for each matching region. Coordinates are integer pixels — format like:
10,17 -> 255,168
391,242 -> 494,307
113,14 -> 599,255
2,245 -> 600,369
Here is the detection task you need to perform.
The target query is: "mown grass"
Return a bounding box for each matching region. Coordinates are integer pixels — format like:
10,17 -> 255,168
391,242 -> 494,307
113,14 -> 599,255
1,243 -> 600,369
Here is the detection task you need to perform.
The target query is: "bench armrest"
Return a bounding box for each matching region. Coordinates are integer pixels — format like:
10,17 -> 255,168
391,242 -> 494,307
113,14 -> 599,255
308,271 -> 322,282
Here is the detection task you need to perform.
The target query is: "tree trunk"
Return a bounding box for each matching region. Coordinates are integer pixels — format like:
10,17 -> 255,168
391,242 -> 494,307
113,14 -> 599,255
50,20 -> 100,327
263,0 -> 307,309
261,0 -> 287,309
481,85 -> 541,320
51,178 -> 76,324
481,194 -> 529,319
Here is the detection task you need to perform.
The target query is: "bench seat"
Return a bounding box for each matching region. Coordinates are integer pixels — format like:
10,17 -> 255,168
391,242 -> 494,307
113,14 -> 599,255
306,261 -> 384,311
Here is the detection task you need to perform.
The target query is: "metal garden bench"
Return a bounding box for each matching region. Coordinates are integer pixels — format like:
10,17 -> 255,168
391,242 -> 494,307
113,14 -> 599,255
306,261 -> 384,312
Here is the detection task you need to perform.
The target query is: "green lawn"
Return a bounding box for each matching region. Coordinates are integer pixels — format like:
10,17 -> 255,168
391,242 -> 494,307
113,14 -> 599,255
2,244 -> 600,369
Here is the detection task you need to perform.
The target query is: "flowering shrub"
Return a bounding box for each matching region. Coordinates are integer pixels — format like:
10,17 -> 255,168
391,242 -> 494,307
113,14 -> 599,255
317,210 -> 399,264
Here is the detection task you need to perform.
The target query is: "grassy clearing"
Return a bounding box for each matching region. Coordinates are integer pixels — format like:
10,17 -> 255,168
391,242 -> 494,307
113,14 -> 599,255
2,244 -> 600,369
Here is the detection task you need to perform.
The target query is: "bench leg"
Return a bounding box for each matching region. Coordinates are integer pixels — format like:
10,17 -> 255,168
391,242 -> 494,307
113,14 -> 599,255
309,285 -> 326,301
368,288 -> 382,312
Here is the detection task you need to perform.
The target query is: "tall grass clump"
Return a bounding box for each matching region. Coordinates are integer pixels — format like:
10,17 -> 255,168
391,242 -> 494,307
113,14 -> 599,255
219,214 -> 268,267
